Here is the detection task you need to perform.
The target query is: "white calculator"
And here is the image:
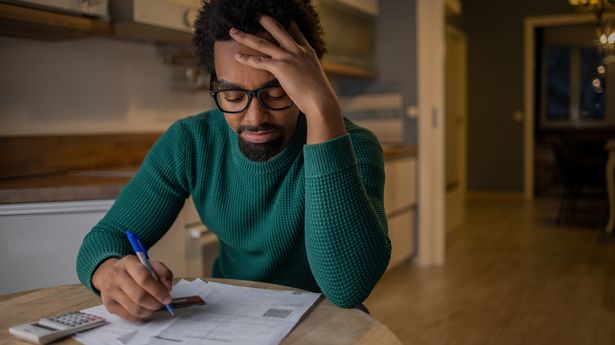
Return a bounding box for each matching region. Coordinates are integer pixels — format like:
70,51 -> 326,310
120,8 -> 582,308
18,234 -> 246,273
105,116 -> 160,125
9,311 -> 107,345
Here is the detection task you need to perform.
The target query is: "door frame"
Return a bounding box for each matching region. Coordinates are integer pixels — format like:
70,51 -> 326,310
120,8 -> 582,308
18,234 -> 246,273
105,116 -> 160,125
416,0 -> 445,266
523,13 -> 596,200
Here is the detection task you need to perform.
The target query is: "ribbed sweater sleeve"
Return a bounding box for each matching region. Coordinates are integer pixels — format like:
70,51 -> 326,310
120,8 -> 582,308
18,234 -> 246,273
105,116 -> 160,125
303,128 -> 390,308
76,122 -> 190,292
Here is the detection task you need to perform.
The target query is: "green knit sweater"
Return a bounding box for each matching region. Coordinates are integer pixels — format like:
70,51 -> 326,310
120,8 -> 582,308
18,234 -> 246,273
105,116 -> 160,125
76,109 -> 390,307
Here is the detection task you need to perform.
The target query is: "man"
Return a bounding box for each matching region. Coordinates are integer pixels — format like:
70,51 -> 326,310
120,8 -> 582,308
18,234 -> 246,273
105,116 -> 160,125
77,0 -> 390,322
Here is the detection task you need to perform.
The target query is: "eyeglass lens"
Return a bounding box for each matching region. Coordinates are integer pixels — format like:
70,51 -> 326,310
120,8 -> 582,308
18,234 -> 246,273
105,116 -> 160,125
214,87 -> 293,113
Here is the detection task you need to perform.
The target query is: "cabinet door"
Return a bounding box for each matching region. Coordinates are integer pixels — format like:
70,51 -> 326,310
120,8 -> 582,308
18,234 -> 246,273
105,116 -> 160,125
0,201 -> 112,294
149,197 -> 219,278
387,210 -> 415,270
148,211 -> 188,278
384,156 -> 417,271
384,157 -> 417,215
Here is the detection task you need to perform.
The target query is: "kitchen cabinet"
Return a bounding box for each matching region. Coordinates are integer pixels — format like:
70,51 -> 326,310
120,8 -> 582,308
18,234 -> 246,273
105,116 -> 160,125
0,197 -> 214,294
384,154 -> 417,270
315,0 -> 378,78
1,0 -> 378,78
0,200 -> 113,294
0,3 -> 111,41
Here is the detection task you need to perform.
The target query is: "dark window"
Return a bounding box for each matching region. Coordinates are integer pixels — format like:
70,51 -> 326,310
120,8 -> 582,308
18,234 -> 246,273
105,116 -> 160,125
579,47 -> 605,119
545,46 -> 571,120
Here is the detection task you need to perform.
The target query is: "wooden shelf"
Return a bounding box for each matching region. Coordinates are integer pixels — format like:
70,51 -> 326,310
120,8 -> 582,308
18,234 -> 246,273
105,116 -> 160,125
0,3 -> 111,41
322,61 -> 378,79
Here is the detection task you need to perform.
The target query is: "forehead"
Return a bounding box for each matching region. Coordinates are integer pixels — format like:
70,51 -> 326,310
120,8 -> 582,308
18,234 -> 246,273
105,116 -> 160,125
213,33 -> 277,88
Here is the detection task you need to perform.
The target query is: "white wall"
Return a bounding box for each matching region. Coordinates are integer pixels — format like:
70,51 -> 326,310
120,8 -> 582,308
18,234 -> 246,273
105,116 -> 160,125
0,36 -> 213,136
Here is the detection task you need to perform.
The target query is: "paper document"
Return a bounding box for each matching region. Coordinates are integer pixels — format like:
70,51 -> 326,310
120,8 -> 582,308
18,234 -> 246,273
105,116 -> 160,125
74,279 -> 321,345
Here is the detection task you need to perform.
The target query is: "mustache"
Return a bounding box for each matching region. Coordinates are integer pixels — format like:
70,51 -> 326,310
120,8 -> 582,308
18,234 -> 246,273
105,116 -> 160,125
237,123 -> 282,133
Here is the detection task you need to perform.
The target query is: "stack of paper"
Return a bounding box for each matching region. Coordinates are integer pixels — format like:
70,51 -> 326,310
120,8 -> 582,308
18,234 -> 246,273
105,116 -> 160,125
74,279 -> 321,345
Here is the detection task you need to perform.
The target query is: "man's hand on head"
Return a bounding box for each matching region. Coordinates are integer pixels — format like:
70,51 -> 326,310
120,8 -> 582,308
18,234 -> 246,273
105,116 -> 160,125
92,256 -> 173,322
229,15 -> 346,145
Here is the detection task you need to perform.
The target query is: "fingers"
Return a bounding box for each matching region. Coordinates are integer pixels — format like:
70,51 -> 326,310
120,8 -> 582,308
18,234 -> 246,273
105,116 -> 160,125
95,256 -> 174,322
229,27 -> 285,59
229,16 -> 316,75
288,21 -> 309,47
103,298 -> 147,323
117,268 -> 163,311
99,272 -> 155,322
229,16 -> 308,58
126,259 -> 172,306
258,16 -> 301,52
150,261 -> 173,291
234,53 -> 274,72
113,286 -> 157,320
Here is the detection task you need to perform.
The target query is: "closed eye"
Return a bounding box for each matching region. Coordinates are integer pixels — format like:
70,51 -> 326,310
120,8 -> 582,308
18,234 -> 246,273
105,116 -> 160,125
222,92 -> 246,103
262,88 -> 287,100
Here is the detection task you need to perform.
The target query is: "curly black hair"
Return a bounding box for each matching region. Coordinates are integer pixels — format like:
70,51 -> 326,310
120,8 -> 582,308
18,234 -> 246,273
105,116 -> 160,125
193,0 -> 326,73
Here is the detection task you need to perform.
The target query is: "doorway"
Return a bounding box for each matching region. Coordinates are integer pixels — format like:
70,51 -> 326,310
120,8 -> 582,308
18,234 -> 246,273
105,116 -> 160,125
445,25 -> 467,232
524,14 -> 612,229
523,14 -> 599,200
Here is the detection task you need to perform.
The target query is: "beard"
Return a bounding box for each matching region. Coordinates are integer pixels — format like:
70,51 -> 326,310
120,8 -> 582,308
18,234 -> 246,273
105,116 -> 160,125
237,124 -> 285,162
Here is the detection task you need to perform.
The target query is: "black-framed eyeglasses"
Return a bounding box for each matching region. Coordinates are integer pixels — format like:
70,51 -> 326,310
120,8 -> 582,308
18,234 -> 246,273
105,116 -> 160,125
209,72 -> 294,114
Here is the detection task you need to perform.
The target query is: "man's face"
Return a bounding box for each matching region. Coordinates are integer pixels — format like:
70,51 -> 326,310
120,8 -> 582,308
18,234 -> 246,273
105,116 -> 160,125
213,37 -> 300,162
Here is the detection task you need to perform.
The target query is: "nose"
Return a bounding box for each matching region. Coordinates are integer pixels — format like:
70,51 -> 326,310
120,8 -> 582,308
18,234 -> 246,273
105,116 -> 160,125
242,95 -> 270,126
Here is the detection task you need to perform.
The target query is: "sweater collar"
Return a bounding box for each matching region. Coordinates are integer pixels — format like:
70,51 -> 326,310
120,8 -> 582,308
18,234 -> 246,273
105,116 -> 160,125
225,111 -> 307,174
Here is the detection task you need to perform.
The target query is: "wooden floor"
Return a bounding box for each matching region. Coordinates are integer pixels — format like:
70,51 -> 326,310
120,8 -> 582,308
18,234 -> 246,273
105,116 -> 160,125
365,196 -> 615,345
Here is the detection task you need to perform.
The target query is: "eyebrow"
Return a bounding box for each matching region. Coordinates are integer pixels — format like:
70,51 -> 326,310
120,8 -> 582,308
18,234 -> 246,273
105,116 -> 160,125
215,78 -> 280,90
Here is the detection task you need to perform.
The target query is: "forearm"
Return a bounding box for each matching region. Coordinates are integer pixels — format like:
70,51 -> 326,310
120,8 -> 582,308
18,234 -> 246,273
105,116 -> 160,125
77,180 -> 186,291
303,134 -> 390,307
77,121 -> 190,293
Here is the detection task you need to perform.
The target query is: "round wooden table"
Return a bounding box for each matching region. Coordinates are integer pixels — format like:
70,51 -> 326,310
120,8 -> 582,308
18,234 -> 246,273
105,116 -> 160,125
0,279 -> 402,345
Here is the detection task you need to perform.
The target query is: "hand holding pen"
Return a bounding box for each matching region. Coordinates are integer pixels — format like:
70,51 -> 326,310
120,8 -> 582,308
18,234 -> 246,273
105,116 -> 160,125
91,232 -> 175,322
126,231 -> 175,316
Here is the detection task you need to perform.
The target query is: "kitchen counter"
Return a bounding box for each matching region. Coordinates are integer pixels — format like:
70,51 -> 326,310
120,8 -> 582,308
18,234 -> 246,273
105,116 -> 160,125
382,144 -> 416,160
0,166 -> 138,204
0,145 -> 416,204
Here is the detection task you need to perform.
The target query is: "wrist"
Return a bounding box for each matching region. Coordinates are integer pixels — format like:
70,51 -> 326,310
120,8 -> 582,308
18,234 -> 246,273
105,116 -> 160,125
92,258 -> 118,291
305,99 -> 346,145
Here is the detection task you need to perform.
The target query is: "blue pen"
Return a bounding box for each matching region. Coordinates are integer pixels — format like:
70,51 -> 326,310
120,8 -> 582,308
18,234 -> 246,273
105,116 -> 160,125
126,230 -> 175,316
